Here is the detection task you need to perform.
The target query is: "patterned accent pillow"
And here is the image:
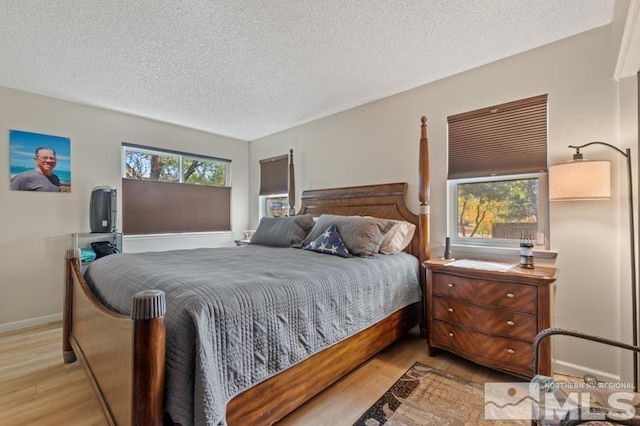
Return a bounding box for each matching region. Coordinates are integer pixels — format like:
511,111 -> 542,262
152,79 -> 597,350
302,224 -> 351,258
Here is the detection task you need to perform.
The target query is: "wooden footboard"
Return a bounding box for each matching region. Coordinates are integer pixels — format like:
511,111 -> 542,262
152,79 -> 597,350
63,249 -> 165,426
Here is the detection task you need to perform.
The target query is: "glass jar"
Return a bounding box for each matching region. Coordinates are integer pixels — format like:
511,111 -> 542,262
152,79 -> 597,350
519,242 -> 534,269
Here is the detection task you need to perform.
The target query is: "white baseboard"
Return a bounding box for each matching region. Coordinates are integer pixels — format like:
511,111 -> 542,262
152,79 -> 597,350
0,313 -> 62,334
553,359 -> 620,382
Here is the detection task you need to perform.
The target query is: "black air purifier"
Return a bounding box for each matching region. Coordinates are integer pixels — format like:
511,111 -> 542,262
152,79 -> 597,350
90,186 -> 117,232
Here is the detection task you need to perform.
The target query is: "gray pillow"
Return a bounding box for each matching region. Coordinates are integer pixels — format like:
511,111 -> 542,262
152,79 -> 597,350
249,215 -> 315,248
303,214 -> 394,257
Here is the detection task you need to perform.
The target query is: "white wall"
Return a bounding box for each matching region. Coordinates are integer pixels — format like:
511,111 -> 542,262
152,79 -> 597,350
250,27 -> 635,380
616,73 -> 639,384
0,87 -> 249,331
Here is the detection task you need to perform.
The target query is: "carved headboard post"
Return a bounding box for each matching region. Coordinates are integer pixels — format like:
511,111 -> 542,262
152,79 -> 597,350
288,149 -> 296,216
419,116 -> 431,264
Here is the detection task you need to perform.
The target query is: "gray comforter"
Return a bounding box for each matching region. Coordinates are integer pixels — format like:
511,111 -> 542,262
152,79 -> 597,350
84,245 -> 421,425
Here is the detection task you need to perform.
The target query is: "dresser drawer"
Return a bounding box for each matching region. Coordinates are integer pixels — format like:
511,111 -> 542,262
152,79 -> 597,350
432,320 -> 533,376
432,272 -> 537,314
432,296 -> 536,340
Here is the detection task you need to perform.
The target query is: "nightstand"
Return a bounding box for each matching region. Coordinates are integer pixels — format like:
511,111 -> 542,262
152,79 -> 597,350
424,258 -> 556,378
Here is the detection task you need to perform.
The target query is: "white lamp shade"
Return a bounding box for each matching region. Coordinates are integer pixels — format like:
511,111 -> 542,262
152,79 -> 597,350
549,160 -> 611,201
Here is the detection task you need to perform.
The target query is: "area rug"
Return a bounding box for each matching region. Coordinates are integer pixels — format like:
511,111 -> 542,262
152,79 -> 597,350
353,362 -> 529,426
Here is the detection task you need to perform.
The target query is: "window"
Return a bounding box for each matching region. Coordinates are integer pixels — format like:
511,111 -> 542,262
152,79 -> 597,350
262,195 -> 289,218
258,152 -> 291,218
447,95 -> 549,248
121,143 -> 231,234
451,173 -> 547,245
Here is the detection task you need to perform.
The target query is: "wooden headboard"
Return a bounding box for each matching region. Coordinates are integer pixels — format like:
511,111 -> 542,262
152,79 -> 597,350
298,182 -> 421,260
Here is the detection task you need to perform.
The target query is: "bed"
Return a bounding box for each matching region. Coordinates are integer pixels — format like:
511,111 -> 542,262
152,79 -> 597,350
62,117 -> 431,425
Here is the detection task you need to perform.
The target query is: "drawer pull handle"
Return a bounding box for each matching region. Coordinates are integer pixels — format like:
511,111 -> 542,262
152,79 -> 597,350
448,332 -> 454,337
507,348 -> 515,354
447,283 -> 455,288
506,293 -> 515,298
507,320 -> 515,326
447,308 -> 454,313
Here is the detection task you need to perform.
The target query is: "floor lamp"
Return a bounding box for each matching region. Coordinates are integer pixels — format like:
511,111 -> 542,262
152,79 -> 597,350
549,141 -> 638,392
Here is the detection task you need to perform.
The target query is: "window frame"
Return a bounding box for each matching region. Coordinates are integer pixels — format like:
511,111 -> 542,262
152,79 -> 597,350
120,143 -> 232,235
446,94 -> 550,252
121,144 -> 230,187
447,172 -> 550,250
258,193 -> 290,218
258,152 -> 292,220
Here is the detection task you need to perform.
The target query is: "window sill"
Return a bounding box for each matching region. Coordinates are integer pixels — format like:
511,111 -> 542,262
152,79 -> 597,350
123,231 -> 233,239
448,244 -> 558,261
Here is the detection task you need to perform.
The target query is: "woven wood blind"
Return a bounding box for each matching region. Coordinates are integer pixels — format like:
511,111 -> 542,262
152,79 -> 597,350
122,178 -> 231,234
447,94 -> 548,179
259,154 -> 289,196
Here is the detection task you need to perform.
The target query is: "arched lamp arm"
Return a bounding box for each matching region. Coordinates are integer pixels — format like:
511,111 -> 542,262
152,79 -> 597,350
569,141 -> 628,159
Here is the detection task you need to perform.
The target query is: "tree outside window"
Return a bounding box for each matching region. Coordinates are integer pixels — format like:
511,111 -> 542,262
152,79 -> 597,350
457,178 -> 538,241
124,148 -> 228,186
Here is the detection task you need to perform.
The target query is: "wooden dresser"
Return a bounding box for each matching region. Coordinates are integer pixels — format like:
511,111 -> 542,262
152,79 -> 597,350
424,258 -> 556,378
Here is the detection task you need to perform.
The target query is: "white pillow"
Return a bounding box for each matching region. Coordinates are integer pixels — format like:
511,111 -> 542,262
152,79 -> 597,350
379,220 -> 416,255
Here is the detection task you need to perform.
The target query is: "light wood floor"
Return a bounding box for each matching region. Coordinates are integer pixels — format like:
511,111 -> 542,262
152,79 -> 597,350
0,322 -> 521,426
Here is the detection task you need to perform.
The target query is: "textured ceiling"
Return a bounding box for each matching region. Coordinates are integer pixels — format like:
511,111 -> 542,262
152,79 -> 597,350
0,0 -> 614,141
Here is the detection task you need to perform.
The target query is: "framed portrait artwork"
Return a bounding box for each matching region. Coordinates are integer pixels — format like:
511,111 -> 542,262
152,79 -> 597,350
9,129 -> 71,193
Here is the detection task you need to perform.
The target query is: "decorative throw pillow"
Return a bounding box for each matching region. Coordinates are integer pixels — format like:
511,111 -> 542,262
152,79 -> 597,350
249,214 -> 315,248
302,224 -> 351,258
303,214 -> 394,257
379,220 -> 416,255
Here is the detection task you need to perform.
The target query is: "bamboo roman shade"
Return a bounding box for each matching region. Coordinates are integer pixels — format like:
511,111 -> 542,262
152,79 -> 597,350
122,178 -> 231,234
259,153 -> 289,195
447,94 -> 548,179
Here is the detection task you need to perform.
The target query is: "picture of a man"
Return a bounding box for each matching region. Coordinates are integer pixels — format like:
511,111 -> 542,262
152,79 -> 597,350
9,129 -> 71,192
10,147 -> 61,192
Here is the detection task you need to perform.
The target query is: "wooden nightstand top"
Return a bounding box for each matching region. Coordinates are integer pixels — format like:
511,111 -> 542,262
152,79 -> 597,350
424,258 -> 556,285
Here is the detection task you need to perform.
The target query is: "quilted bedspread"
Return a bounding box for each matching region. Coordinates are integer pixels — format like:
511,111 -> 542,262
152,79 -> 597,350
84,245 -> 421,425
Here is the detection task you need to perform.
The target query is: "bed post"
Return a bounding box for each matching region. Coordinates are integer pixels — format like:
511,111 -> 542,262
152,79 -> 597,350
419,116 -> 430,263
288,148 -> 296,216
131,290 -> 166,426
63,248 -> 80,364
419,116 -> 430,338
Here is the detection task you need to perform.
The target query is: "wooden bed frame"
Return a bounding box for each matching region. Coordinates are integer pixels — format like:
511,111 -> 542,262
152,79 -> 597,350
62,117 -> 431,425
